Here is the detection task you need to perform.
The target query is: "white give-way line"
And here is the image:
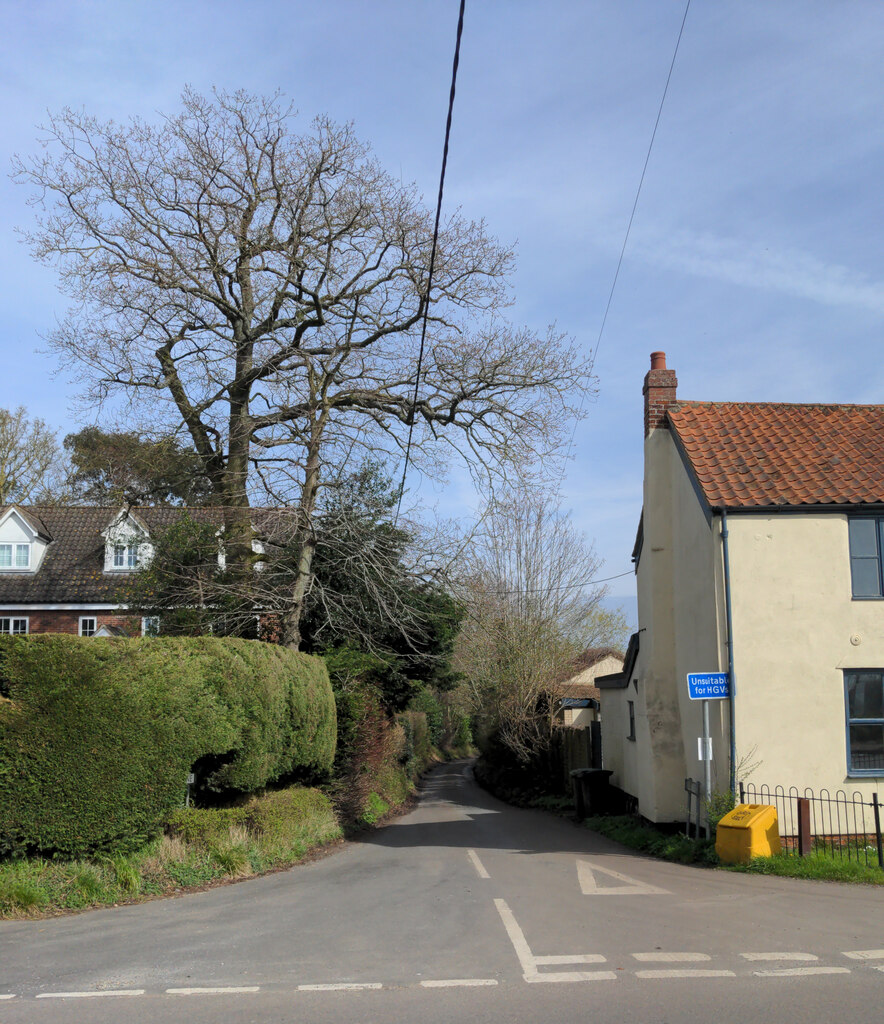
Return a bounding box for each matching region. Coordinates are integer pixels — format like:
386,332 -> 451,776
577,859 -> 670,896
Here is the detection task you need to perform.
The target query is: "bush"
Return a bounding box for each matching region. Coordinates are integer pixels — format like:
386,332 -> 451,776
0,636 -> 336,857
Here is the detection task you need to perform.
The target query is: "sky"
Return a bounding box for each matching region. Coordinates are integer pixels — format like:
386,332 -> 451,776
1,0 -> 883,627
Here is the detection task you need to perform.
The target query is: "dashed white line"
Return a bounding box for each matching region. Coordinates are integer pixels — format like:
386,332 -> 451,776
36,990 -> 145,999
636,969 -> 735,980
741,952 -> 818,962
0,995 -> 16,1000
467,849 -> 490,879
297,983 -> 383,992
525,971 -> 618,984
420,979 -> 498,988
843,949 -> 884,960
754,967 -> 851,978
632,952 -> 710,963
534,954 -> 607,965
166,986 -> 260,995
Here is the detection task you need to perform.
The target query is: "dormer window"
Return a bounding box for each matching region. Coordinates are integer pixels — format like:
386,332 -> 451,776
113,543 -> 139,569
0,543 -> 30,570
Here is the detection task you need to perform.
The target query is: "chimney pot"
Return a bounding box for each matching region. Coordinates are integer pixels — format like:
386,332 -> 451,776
650,351 -> 667,370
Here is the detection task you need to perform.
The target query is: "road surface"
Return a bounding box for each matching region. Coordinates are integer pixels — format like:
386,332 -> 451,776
1,760 -> 882,1022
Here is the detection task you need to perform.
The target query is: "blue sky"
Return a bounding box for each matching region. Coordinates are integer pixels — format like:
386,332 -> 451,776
2,1 -> 883,625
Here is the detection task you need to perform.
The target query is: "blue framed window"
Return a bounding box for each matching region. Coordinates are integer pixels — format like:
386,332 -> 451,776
844,670 -> 884,775
848,518 -> 884,598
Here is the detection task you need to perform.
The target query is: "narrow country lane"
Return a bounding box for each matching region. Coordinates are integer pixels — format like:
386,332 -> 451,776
1,760 -> 882,1024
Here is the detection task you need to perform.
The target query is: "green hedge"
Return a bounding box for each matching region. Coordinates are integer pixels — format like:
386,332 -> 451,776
0,636 -> 336,857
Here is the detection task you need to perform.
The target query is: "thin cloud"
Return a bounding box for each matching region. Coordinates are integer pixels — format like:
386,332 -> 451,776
637,230 -> 884,316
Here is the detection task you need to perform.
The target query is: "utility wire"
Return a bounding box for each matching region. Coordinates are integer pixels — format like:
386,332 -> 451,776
395,0 -> 466,520
559,0 -> 691,488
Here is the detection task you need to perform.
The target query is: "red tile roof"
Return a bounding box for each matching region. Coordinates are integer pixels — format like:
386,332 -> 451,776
667,401 -> 884,509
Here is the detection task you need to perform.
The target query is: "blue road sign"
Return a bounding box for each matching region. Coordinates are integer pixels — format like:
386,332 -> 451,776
686,672 -> 730,701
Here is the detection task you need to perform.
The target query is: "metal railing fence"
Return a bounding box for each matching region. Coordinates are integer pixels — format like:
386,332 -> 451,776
739,782 -> 884,870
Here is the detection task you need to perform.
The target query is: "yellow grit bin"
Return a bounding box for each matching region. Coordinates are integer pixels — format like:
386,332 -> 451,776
715,804 -> 781,864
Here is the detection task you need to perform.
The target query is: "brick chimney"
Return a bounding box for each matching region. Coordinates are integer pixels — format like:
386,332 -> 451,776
643,351 -> 677,437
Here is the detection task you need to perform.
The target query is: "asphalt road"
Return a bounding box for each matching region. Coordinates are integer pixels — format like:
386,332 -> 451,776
1,760 -> 882,1023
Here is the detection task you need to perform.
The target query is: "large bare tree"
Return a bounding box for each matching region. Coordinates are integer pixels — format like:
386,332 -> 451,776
15,89 -> 593,646
0,407 -> 65,505
454,489 -> 627,762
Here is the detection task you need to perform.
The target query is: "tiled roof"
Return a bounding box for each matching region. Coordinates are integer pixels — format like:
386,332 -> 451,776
559,682 -> 601,701
0,506 -> 224,605
667,401 -> 884,509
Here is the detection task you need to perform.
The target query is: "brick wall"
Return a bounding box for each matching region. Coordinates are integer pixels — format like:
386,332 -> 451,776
2,611 -> 141,636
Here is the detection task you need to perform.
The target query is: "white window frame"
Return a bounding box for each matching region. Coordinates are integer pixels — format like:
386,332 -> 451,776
0,617 -> 28,635
79,617 -> 98,637
0,543 -> 31,571
141,616 -> 160,637
113,543 -> 139,570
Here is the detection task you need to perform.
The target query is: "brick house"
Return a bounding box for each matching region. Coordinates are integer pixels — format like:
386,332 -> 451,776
0,504 -> 221,636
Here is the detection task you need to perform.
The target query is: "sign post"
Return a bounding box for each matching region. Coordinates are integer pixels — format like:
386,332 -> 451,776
686,672 -> 730,829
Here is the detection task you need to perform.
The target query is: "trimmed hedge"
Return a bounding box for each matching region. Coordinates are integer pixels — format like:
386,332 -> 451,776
0,636 -> 335,857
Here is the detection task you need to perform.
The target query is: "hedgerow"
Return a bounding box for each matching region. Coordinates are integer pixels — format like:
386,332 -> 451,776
0,636 -> 335,857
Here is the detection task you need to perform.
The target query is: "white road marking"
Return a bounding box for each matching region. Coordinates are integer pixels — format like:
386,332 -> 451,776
843,949 -> 884,960
632,952 -> 710,962
741,952 -> 818,962
873,966 -> 884,973
494,899 -> 537,978
493,898 -> 609,982
166,987 -> 260,995
467,849 -> 490,879
36,990 -> 145,999
297,983 -> 383,991
534,954 -> 607,965
577,859 -> 670,896
0,995 -> 16,1000
525,972 -> 618,984
636,970 -> 735,979
420,979 -> 498,988
754,967 -> 851,978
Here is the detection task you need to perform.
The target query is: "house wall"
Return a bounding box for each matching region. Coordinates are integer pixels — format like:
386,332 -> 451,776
604,427 -> 728,822
727,513 -> 884,797
2,611 -> 141,636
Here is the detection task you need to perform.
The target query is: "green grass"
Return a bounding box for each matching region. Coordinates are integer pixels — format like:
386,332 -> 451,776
584,815 -> 884,883
0,784 -> 346,919
725,850 -> 884,884
583,815 -> 719,865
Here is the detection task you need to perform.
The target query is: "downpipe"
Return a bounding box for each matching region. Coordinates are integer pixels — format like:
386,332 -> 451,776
719,509 -> 737,797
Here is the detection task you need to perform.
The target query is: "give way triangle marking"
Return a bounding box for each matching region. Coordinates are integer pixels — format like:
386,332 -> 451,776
577,859 -> 671,896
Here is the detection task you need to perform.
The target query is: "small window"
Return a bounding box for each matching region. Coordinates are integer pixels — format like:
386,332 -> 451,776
627,700 -> 636,741
79,617 -> 97,637
141,616 -> 160,637
849,519 -> 884,598
0,617 -> 28,635
0,543 -> 30,570
113,543 -> 139,569
845,670 -> 884,774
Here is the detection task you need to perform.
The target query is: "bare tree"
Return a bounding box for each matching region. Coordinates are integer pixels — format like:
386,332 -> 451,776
15,89 -> 593,646
454,489 -> 626,762
0,407 -> 65,505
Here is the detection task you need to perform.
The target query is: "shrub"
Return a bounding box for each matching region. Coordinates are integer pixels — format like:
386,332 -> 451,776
0,636 -> 335,857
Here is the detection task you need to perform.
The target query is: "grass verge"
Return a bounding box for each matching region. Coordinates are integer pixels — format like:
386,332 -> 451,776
0,784 -> 345,919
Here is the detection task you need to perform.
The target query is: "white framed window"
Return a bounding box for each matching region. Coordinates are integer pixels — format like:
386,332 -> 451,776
79,617 -> 97,637
141,616 -> 160,637
0,543 -> 31,570
0,617 -> 28,635
113,543 -> 139,569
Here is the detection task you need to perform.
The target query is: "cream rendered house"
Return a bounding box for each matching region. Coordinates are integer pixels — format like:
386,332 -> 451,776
597,353 -> 884,823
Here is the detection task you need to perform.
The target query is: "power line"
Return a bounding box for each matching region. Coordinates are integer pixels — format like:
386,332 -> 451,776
559,0 -> 692,488
396,0 -> 466,519
476,568 -> 634,598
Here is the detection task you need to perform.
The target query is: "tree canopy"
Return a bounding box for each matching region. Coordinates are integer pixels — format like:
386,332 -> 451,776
16,88 -> 593,645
